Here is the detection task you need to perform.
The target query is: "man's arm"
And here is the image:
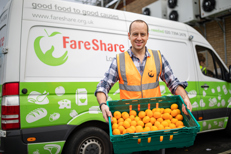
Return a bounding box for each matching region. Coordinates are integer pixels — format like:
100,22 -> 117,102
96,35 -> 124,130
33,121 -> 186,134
95,57 -> 118,122
96,92 -> 112,122
175,86 -> 192,115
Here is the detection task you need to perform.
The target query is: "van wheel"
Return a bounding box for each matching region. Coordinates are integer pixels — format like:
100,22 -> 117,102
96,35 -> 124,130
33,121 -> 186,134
225,113 -> 231,136
64,127 -> 113,154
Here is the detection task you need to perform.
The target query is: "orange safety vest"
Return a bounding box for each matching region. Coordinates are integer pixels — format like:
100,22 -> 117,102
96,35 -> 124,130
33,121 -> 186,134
117,49 -> 162,100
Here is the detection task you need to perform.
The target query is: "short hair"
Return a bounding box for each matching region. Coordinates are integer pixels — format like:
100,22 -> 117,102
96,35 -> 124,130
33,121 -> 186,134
198,53 -> 205,63
129,19 -> 149,34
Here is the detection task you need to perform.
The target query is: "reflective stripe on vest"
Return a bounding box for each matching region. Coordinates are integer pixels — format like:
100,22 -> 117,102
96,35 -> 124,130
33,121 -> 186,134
117,49 -> 162,99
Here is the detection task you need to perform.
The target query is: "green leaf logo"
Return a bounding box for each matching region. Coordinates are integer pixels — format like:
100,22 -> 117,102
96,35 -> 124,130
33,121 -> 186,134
34,29 -> 68,66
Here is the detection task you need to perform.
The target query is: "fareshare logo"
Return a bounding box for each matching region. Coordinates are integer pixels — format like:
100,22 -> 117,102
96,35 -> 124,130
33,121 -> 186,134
34,29 -> 68,66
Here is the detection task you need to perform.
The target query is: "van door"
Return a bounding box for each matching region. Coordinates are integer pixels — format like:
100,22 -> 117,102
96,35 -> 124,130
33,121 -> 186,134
193,44 -> 231,132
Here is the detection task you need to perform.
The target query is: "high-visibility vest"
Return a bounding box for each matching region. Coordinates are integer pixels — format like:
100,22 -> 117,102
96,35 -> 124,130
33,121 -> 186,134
200,65 -> 207,74
117,49 -> 162,100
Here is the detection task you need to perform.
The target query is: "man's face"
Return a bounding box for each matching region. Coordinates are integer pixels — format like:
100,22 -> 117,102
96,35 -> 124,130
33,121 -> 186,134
128,22 -> 149,52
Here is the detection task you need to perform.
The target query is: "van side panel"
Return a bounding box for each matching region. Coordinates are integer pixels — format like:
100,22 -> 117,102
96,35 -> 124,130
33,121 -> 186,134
3,0 -> 22,83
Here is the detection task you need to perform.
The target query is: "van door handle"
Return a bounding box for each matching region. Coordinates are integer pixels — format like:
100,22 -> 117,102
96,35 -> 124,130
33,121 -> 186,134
201,84 -> 209,88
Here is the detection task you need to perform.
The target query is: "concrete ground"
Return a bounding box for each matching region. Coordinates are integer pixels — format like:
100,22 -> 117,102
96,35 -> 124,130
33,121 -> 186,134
166,129 -> 231,154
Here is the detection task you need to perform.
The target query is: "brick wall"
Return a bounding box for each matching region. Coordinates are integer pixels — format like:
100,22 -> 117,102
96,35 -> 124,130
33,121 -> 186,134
122,0 -> 231,68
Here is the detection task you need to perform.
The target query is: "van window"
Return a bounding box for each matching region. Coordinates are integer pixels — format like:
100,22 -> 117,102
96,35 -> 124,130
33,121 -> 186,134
195,45 -> 227,81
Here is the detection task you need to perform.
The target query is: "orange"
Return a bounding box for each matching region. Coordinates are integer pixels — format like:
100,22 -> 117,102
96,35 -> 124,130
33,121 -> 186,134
162,113 -> 170,120
112,123 -> 119,130
176,109 -> 181,114
146,110 -> 153,118
165,119 -> 171,125
129,110 -> 137,116
165,127 -> 171,130
157,118 -> 163,123
125,118 -> 131,123
117,118 -> 124,123
123,121 -> 131,129
143,127 -> 150,132
171,104 -> 178,110
126,128 -> 134,134
113,129 -> 120,135
123,129 -> 127,134
169,115 -> 173,120
145,109 -> 152,115
130,115 -> 135,120
171,109 -> 178,117
177,126 -> 185,128
145,122 -> 152,128
111,117 -> 117,124
138,111 -> 146,119
164,108 -> 171,114
152,108 -> 161,114
176,121 -> 184,127
150,117 -> 156,124
118,121 -> 123,126
157,124 -> 164,130
171,118 -> 178,124
175,114 -> 183,121
151,108 -> 156,113
143,116 -> 150,124
169,123 -> 176,129
151,126 -> 158,131
137,120 -> 144,127
161,121 -> 169,127
136,126 -> 143,133
122,111 -> 127,117
135,116 -> 141,122
130,126 -> 136,132
154,121 -> 161,127
153,112 -> 161,119
113,111 -> 121,119
118,125 -> 125,134
122,112 -> 129,120
131,120 -> 137,126
160,108 -> 165,114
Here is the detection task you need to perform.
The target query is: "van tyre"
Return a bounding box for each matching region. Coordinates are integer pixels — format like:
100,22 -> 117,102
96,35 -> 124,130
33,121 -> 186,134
64,127 -> 112,154
225,113 -> 231,137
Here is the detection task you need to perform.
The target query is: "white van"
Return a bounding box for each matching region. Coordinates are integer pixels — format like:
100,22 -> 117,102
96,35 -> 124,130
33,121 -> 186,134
0,0 -> 231,153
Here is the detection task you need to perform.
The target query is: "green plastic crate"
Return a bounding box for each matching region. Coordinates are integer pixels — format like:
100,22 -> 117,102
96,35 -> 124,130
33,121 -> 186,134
107,95 -> 200,154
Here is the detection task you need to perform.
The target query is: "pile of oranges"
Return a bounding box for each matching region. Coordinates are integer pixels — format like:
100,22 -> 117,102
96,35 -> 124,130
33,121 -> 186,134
112,103 -> 185,135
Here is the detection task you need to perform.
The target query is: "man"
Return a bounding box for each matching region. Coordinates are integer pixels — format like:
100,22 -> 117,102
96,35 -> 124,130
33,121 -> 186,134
95,20 -> 192,123
198,53 -> 207,75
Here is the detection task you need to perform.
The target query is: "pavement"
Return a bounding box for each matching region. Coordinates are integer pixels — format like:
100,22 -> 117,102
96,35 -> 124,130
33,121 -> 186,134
165,129 -> 231,154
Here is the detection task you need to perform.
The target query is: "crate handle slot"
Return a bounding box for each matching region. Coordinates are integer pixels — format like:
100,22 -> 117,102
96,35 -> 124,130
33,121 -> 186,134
160,136 -> 163,142
169,135 -> 173,141
148,137 -> 151,143
138,139 -> 141,144
129,105 -> 132,111
125,103 -> 130,105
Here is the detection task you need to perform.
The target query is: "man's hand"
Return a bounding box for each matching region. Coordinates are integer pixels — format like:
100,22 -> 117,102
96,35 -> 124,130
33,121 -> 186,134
182,96 -> 192,115
101,104 -> 112,123
175,86 -> 192,115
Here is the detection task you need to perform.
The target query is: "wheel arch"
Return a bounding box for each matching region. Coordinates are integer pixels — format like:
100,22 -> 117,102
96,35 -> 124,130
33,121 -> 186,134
62,120 -> 110,153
